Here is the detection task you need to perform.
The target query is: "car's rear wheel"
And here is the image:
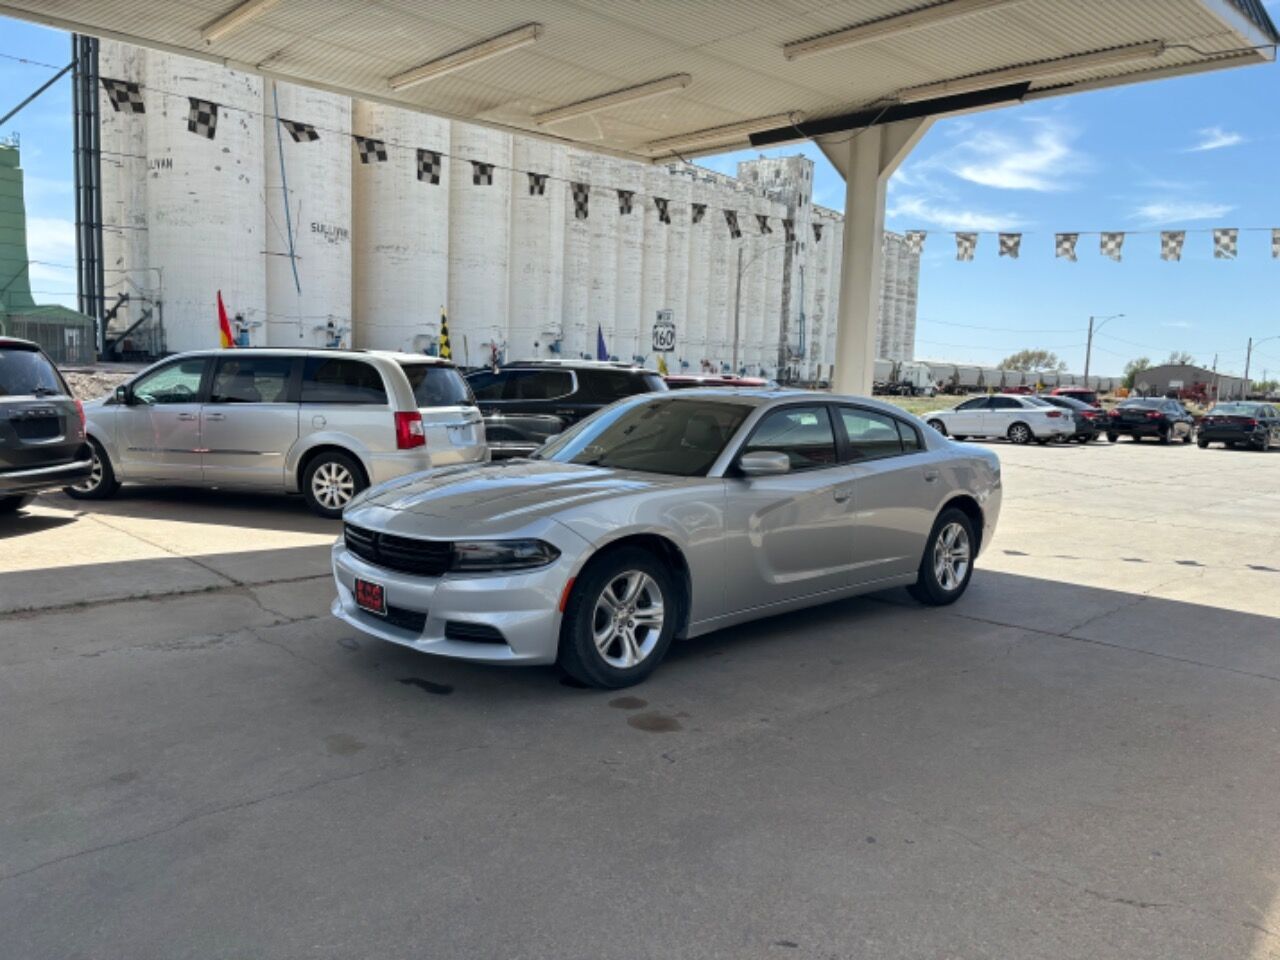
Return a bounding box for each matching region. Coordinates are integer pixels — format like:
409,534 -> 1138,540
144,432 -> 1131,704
302,451 -> 366,519
0,495 -> 33,514
1259,433 -> 1272,452
1007,422 -> 1032,445
64,439 -> 120,500
926,419 -> 947,436
1158,426 -> 1171,444
1197,437 -> 1209,449
1107,432 -> 1118,443
558,546 -> 677,689
908,508 -> 976,606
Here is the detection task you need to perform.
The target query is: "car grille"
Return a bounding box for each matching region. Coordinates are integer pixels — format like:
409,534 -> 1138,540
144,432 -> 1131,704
344,523 -> 453,576
359,603 -> 427,634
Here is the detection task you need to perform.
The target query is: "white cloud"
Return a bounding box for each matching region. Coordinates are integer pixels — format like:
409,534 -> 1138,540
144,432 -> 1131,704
949,126 -> 1077,191
1129,201 -> 1234,225
1187,126 -> 1245,152
888,194 -> 1026,232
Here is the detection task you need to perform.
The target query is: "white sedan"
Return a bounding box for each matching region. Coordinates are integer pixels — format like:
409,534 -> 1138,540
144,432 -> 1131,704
923,394 -> 1075,445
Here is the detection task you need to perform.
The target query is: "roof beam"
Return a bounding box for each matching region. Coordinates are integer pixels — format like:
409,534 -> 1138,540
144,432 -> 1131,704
784,0 -> 1025,59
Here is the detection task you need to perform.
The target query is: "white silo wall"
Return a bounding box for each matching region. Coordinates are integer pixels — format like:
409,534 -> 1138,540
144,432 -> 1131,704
683,174 -> 710,371
612,159 -> 644,364
99,40 -> 149,333
263,81 -> 350,347
808,214 -> 833,376
508,136 -> 566,361
825,216 -> 844,376
662,170 -> 692,372
448,123 -> 512,365
144,50 -> 265,352
561,150 -> 593,360
638,166 -> 669,369
740,188 -> 766,375
763,198 -> 787,379
351,102 -> 449,354
586,154 -> 621,361
706,179 -> 734,371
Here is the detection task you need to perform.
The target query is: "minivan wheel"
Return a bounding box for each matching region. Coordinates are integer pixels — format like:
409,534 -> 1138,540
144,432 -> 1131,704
0,495 -> 33,514
908,508 -> 976,606
302,451 -> 366,519
558,546 -> 677,689
64,439 -> 120,500
1007,422 -> 1032,445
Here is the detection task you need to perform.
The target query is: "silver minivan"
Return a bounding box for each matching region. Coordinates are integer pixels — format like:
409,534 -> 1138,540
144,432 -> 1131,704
67,349 -> 486,517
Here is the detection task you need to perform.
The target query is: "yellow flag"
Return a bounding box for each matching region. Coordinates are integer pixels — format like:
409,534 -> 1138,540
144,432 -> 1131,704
657,354 -> 668,376
438,308 -> 451,360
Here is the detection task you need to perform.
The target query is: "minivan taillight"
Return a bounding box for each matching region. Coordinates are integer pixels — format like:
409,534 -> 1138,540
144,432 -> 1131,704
74,398 -> 86,437
395,411 -> 425,449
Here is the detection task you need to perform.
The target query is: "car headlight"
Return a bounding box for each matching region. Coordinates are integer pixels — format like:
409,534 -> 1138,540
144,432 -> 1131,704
450,539 -> 560,572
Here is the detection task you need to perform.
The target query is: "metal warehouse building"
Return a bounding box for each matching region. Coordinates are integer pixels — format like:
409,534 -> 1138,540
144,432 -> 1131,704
1134,363 -> 1247,400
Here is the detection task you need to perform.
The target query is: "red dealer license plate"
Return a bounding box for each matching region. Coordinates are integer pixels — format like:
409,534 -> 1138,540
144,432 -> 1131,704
354,578 -> 386,616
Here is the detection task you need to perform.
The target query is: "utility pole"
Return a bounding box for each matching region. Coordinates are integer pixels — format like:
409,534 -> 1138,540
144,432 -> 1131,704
1243,337 -> 1252,400
1083,313 -> 1123,382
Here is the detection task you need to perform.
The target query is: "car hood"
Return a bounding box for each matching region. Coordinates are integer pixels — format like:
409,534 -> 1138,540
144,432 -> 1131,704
355,459 -> 687,527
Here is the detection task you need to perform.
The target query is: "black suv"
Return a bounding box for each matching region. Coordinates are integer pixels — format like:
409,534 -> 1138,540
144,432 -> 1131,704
466,361 -> 667,458
0,337 -> 93,512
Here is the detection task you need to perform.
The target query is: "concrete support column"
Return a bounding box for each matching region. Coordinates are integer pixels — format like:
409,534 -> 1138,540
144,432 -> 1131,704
825,118 -> 931,395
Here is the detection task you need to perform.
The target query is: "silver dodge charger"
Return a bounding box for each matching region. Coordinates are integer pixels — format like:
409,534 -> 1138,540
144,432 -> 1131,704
331,390 -> 1002,688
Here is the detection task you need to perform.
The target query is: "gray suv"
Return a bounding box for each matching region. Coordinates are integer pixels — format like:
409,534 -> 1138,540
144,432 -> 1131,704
1,336 -> 93,513
68,349 -> 486,518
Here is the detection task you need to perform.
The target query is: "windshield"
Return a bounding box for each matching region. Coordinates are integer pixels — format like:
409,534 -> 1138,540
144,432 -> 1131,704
1208,403 -> 1260,416
535,396 -> 752,476
400,363 -> 473,407
0,345 -> 66,397
1024,397 -> 1053,407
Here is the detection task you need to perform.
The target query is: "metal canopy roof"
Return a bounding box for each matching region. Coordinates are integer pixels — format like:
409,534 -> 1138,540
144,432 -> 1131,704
2,0 -> 1275,162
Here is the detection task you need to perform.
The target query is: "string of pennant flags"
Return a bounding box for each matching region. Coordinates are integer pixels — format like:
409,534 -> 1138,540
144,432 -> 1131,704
98,73 -> 1280,260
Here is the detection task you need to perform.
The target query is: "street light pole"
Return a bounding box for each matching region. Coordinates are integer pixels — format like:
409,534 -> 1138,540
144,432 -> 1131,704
1242,336 -> 1280,399
1083,312 -> 1124,382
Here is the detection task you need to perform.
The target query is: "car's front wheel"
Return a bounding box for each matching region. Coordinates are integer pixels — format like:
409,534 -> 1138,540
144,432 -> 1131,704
302,450 -> 367,519
926,419 -> 948,436
1107,432 -> 1118,443
1197,437 -> 1209,449
64,439 -> 120,500
908,508 -> 976,606
558,546 -> 677,689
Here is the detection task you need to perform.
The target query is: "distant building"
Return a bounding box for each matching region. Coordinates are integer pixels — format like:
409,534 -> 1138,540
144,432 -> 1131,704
1135,363 -> 1247,400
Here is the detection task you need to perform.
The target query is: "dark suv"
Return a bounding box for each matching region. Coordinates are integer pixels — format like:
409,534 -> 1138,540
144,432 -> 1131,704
466,361 -> 666,458
0,337 -> 92,512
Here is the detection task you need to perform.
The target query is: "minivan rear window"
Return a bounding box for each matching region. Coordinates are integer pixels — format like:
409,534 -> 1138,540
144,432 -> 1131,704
0,344 -> 66,397
301,358 -> 387,405
399,363 -> 473,407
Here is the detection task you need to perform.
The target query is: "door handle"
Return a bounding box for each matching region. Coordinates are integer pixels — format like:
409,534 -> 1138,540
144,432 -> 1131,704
204,413 -> 225,421
177,413 -> 197,421
924,469 -> 940,483
833,486 -> 853,503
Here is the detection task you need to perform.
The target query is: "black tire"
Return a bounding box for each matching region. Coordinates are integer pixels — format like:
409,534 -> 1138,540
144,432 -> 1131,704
1259,434 -> 1272,453
302,450 -> 367,519
1181,431 -> 1193,444
1106,432 -> 1118,443
64,439 -> 120,500
1197,437 -> 1209,449
0,495 -> 33,514
1158,426 -> 1171,445
926,419 -> 948,437
907,507 -> 976,606
557,546 -> 678,689
1007,422 -> 1032,445
952,435 -> 968,442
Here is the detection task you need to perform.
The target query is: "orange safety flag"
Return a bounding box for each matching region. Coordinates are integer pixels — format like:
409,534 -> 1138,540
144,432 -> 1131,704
217,290 -> 235,348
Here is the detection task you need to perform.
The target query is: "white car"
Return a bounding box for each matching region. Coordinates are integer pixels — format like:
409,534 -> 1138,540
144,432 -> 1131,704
923,394 -> 1075,445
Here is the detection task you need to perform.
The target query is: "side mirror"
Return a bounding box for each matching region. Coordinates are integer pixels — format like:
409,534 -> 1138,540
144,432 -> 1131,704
739,450 -> 791,477
114,384 -> 133,405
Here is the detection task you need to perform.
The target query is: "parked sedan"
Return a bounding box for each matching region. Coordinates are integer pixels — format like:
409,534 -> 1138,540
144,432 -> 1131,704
1106,398 -> 1195,444
331,390 -> 1002,688
923,394 -> 1074,444
1196,401 -> 1280,450
1037,394 -> 1106,443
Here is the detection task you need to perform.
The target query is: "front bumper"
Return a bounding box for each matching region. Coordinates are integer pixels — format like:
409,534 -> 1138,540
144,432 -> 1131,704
0,457 -> 93,495
330,540 -> 577,665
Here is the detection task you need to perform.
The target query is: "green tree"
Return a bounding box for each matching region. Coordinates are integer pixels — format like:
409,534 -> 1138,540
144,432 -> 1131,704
997,349 -> 1068,372
1123,356 -> 1151,390
1166,350 -> 1194,365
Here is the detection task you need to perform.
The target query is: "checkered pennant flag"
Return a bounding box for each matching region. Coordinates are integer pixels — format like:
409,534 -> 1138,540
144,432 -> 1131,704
187,98 -> 218,139
617,189 -> 634,215
654,197 -> 670,224
1160,230 -> 1185,262
100,77 -> 145,114
812,222 -> 823,242
954,232 -> 977,261
1273,228 -> 1280,259
1100,232 -> 1124,262
571,182 -> 590,220
691,203 -> 706,224
280,118 -> 319,143
353,135 -> 387,164
1055,233 -> 1079,261
998,232 -> 1021,259
757,214 -> 772,235
904,230 -> 926,255
416,149 -> 442,184
527,171 -> 547,196
1213,227 -> 1238,260
471,161 -> 494,186
724,210 -> 742,239
782,219 -> 795,242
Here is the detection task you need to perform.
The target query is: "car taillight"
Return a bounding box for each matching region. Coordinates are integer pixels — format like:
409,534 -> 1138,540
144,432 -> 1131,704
1045,410 -> 1061,418
394,411 -> 425,449
74,398 -> 86,436
1244,418 -> 1258,427
1145,411 -> 1162,419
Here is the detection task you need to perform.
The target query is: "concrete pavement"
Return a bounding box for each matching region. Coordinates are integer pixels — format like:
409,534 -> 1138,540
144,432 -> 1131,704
1,440 -> 1278,960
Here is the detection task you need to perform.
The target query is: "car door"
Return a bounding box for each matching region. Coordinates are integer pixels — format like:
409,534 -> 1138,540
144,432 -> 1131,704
836,406 -> 940,585
983,396 -> 1023,436
114,356 -> 210,482
947,397 -> 989,434
720,403 -> 854,611
200,354 -> 301,487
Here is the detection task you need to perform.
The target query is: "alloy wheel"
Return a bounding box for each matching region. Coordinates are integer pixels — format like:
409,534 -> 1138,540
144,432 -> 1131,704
933,522 -> 971,592
71,448 -> 103,494
1008,423 -> 1031,445
592,571 -> 665,669
311,461 -> 355,510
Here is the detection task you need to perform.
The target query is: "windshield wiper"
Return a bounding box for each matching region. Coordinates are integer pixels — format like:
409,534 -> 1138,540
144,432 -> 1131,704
30,386 -> 61,396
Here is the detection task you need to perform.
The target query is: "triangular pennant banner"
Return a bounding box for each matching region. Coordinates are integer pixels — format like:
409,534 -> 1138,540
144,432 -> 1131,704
187,97 -> 218,140
100,77 -> 145,114
955,232 -> 977,261
691,202 -> 706,224
416,149 -> 442,184
782,219 -> 795,242
281,118 -> 319,143
1055,233 -> 1079,261
1160,231 -> 1185,262
654,197 -> 670,224
1213,227 -> 1238,259
571,182 -> 589,220
757,214 -> 772,235
471,161 -> 494,186
1273,228 -> 1280,259
527,171 -> 547,196
904,230 -> 926,254
812,222 -> 823,242
617,189 -> 634,215
724,210 -> 742,239
998,232 -> 1021,259
1100,232 -> 1124,261
353,135 -> 387,163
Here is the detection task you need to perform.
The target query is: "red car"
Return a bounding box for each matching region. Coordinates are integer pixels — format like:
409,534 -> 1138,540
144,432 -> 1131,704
664,374 -> 771,389
1051,386 -> 1100,406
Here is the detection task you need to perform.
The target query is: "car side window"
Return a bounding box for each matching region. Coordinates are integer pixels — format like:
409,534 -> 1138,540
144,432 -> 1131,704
838,408 -> 910,461
132,359 -> 206,405
514,370 -> 574,400
467,371 -> 506,401
591,370 -> 650,401
991,397 -> 1021,409
300,358 -> 387,405
741,405 -> 838,470
956,397 -> 988,411
210,356 -> 294,403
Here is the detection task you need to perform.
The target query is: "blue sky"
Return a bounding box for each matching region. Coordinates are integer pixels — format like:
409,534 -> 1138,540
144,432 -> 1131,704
3,11 -> 1279,379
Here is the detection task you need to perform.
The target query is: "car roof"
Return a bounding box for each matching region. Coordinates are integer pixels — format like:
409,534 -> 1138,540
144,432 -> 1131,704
647,387 -> 923,417
494,360 -> 651,372
0,336 -> 41,351
164,347 -> 454,367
